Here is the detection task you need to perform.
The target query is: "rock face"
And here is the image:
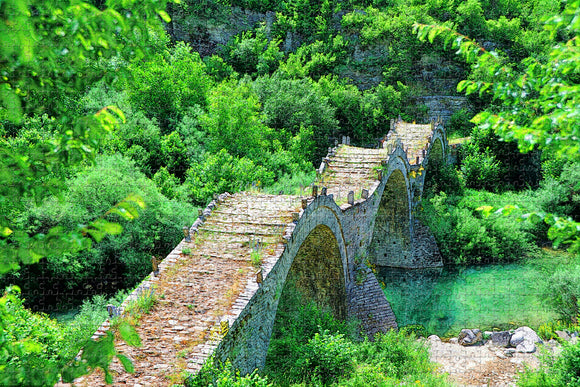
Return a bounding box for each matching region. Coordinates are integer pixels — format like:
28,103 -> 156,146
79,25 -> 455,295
415,96 -> 471,123
510,326 -> 543,353
459,329 -> 483,346
491,331 -> 512,348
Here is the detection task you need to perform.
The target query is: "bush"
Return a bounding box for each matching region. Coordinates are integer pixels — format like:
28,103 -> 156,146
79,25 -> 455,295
447,109 -> 474,138
0,287 -> 66,386
9,154 -> 195,301
354,330 -> 444,383
518,341 -> 580,386
541,266 -> 580,324
460,145 -> 503,191
253,74 -> 338,164
295,330 -> 356,385
220,29 -> 283,76
420,190 -> 539,264
128,42 -> 212,131
201,79 -> 273,163
185,359 -> 272,387
264,284 -> 447,386
184,150 -> 275,205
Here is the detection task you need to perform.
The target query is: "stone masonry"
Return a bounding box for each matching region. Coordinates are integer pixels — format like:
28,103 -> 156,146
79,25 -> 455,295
73,120 -> 448,385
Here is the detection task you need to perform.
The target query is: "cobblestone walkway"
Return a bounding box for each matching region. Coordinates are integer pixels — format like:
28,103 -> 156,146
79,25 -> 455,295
71,193 -> 301,386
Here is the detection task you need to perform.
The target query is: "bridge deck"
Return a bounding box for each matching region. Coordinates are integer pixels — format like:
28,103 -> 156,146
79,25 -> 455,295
74,193 -> 301,386
322,145 -> 387,201
385,122 -> 433,165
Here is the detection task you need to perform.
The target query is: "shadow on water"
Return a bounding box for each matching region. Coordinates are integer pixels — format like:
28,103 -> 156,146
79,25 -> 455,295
376,263 -> 558,337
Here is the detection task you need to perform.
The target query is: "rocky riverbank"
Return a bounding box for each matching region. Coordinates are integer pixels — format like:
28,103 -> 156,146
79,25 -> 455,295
427,326 -> 574,386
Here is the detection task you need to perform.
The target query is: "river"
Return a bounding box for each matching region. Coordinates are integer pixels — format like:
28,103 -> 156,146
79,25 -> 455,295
376,250 -> 572,336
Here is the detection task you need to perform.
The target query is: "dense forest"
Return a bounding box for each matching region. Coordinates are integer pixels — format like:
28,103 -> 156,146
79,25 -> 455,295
0,0 -> 578,385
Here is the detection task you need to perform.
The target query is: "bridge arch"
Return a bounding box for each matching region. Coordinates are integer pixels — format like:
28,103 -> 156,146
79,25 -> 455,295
425,123 -> 446,166
369,148 -> 413,267
422,123 -> 448,193
279,199 -> 349,319
214,196 -> 350,373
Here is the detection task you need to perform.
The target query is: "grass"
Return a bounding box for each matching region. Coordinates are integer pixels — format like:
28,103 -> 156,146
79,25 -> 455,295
250,250 -> 262,268
117,286 -> 158,326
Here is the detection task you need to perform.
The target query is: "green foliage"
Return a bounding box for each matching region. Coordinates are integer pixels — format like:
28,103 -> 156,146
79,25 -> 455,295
541,265 -> 580,324
399,324 -> 428,338
262,171 -> 316,195
272,0 -> 336,39
0,286 -> 67,386
420,190 -> 540,264
153,167 -> 184,200
537,321 -> 580,342
184,149 -> 275,205
352,330 -> 446,386
265,283 -> 358,385
122,287 -> 158,321
9,154 -> 194,297
221,29 -> 284,76
186,359 -> 272,387
0,287 -> 129,386
201,79 -> 272,161
415,2 -> 580,161
128,42 -> 212,132
459,144 -> 503,191
518,341 -> 580,386
278,36 -> 349,80
161,131 -> 190,179
265,284 -> 447,386
295,330 -> 356,385
455,0 -> 486,39
447,108 -> 474,138
253,74 -> 338,164
0,0 -> 174,123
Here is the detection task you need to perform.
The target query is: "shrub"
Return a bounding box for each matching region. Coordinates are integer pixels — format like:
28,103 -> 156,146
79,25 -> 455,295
295,330 -> 356,385
541,266 -> 580,324
419,190 -> 539,264
220,29 -> 283,76
518,341 -> 580,386
184,150 -> 275,205
399,324 -> 428,338
354,329 -> 446,385
460,145 -> 503,191
447,109 -> 474,138
201,79 -> 273,163
185,359 -> 272,387
253,74 -> 338,164
9,154 -> 195,301
0,287 -> 66,386
128,42 -> 212,132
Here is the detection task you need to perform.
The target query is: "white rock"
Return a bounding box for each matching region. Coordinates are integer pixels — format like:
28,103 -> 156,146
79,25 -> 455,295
428,335 -> 442,342
510,326 -> 542,353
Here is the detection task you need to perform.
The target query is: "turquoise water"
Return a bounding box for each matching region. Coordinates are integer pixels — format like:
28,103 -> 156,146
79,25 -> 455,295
377,260 -> 559,336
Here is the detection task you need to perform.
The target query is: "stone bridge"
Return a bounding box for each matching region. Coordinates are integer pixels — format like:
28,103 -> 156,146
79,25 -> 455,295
78,119 -> 447,386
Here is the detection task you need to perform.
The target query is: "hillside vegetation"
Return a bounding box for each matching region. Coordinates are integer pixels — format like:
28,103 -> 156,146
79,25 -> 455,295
0,0 -> 578,384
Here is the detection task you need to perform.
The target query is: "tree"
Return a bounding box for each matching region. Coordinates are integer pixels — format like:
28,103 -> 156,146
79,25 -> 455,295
1,0 -> 178,383
414,0 -> 580,252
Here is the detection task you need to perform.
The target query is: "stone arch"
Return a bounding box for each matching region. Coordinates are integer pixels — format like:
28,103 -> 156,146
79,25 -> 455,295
422,124 -> 448,195
213,197 -> 350,374
277,198 -> 349,319
429,137 -> 444,165
280,224 -> 348,319
369,166 -> 413,267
